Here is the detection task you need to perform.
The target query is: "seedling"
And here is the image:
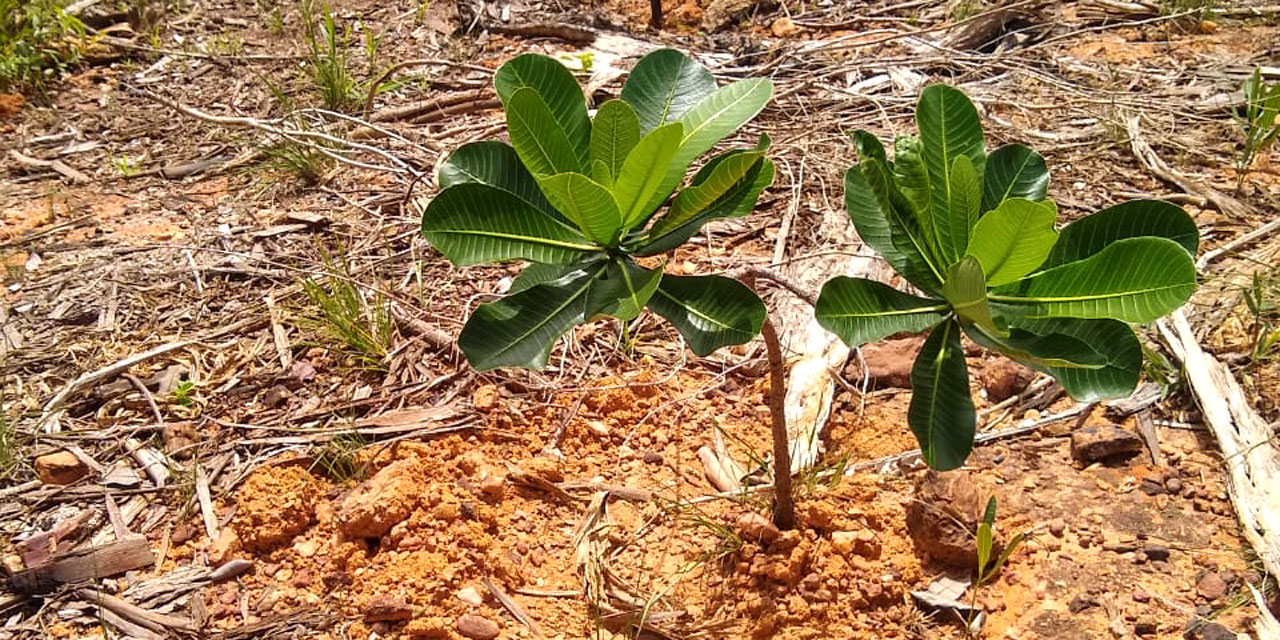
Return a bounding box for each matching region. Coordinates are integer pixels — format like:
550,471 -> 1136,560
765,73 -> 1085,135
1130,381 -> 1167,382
966,497 -> 1025,634
815,84 -> 1199,470
421,50 -> 796,524
172,380 -> 197,408
1236,68 -> 1280,189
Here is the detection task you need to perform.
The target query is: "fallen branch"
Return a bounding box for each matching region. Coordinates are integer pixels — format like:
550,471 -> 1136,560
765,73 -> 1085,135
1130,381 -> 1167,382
38,340 -> 194,432
1159,310 -> 1280,583
1126,114 -> 1249,219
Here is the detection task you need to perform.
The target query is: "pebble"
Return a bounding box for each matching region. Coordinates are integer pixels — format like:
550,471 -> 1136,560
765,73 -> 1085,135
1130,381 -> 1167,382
1197,572 -> 1229,600
1165,478 -> 1183,494
1048,518 -> 1066,538
34,451 -> 89,485
642,451 -> 664,465
456,613 -> 501,640
1068,594 -> 1098,613
456,586 -> 484,606
363,595 -> 413,622
1143,544 -> 1170,562
1132,589 -> 1150,603
736,512 -> 780,545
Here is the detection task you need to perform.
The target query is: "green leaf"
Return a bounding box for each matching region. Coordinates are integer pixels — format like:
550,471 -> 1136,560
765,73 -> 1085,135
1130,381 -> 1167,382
1041,199 -> 1199,269
982,496 -> 997,527
987,530 -> 1026,582
940,153 -> 982,265
965,198 -> 1059,287
908,319 -> 975,471
536,172 -> 624,246
494,54 -> 591,166
917,84 -> 987,232
990,237 -> 1196,322
845,158 -> 944,293
652,78 -> 774,210
612,122 -> 684,227
983,144 -> 1049,212
438,141 -> 558,218
586,257 -> 662,322
507,88 -> 583,176
942,256 -> 1002,335
977,522 -> 993,571
814,277 -> 948,348
458,262 -> 605,370
652,151 -> 764,236
635,153 -> 774,256
893,135 -> 938,255
850,129 -> 888,164
964,322 -> 1107,370
510,262 -> 582,294
421,183 -> 599,266
590,100 -> 641,183
620,48 -> 717,134
647,274 -> 765,356
1005,317 -> 1142,401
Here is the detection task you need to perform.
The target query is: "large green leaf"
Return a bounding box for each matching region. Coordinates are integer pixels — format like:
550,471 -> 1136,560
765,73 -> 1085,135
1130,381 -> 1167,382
613,122 -> 684,227
1007,317 -> 1142,401
620,48 -> 717,134
589,100 -> 641,185
652,151 -> 763,235
421,183 -> 598,266
814,277 -> 948,347
438,141 -> 558,217
646,274 -> 765,356
537,172 -> 623,246
908,319 -> 975,471
963,321 -> 1106,370
586,257 -> 662,322
965,198 -> 1059,287
494,54 -> 591,166
507,88 -> 583,177
1041,199 -> 1199,269
990,237 -> 1196,322
635,153 -> 774,256
982,144 -> 1049,212
892,135 -> 938,255
458,262 -> 604,370
510,262 -> 583,294
940,154 -> 982,265
942,255 -> 1003,334
846,157 -> 944,294
917,85 -> 987,237
648,78 -> 774,212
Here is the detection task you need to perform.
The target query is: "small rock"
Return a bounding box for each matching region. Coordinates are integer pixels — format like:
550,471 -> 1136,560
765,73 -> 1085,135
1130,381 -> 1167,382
642,451 -> 663,465
1183,619 -> 1238,640
1143,544 -> 1170,562
586,420 -> 610,437
263,384 -> 292,408
1135,619 -> 1158,636
209,527 -> 242,566
736,512 -> 780,544
162,421 -> 199,458
338,459 -> 423,538
455,586 -> 484,606
770,16 -> 799,36
478,474 -> 505,498
364,595 -> 413,622
1069,594 -> 1098,613
1048,518 -> 1066,538
1166,477 -> 1184,494
1140,478 -> 1166,495
291,569 -> 312,588
171,523 -> 196,544
456,613 -> 500,640
1070,424 -> 1145,464
34,450 -> 88,485
523,457 -> 564,483
472,385 -> 500,412
905,470 -> 993,568
852,336 -> 924,389
1132,589 -> 1151,603
981,359 -> 1033,402
287,360 -> 317,387
1196,572 -> 1229,600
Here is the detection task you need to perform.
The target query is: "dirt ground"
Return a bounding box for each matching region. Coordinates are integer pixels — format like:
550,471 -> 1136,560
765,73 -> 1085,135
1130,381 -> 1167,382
2,0 -> 1279,639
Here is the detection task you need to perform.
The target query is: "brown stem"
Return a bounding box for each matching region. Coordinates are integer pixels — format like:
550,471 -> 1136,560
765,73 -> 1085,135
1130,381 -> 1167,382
759,316 -> 796,529
649,0 -> 663,29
